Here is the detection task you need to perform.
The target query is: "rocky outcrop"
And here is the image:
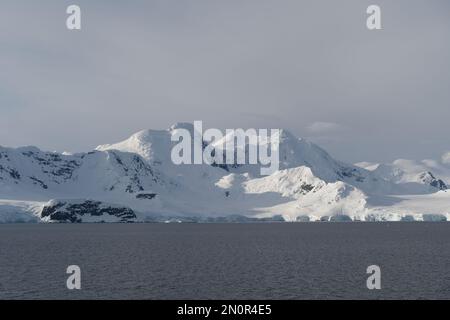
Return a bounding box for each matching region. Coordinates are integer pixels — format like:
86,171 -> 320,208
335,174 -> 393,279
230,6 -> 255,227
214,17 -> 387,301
418,172 -> 447,191
40,199 -> 137,223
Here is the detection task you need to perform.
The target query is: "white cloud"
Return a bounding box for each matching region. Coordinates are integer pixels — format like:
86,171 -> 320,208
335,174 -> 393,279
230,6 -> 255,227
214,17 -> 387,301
442,152 -> 450,165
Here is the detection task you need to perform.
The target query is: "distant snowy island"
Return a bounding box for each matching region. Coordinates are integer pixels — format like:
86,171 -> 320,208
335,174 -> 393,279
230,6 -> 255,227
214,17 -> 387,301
1,123 -> 449,223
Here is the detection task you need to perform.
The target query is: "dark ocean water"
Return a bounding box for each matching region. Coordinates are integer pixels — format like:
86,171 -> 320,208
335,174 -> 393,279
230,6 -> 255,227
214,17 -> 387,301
0,223 -> 449,300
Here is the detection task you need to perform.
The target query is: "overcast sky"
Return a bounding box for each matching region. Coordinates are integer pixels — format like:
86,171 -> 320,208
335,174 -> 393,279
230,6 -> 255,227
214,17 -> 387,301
0,0 -> 449,163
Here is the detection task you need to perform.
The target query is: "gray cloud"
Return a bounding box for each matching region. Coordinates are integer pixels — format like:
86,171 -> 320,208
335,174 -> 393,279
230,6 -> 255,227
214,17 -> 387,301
0,0 -> 449,163
306,122 -> 345,134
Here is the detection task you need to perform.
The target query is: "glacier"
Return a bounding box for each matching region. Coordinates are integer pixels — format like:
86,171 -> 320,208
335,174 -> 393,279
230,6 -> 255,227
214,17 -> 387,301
1,123 -> 449,223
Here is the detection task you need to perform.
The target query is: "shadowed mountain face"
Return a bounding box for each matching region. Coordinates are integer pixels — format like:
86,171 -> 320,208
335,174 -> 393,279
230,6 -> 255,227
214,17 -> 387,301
0,124 -> 448,222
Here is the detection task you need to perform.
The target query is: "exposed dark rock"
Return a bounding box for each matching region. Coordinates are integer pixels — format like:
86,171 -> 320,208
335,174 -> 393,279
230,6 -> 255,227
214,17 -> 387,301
9,168 -> 21,180
419,171 -> 447,190
136,193 -> 157,200
29,176 -> 48,189
337,166 -> 365,183
41,200 -> 137,223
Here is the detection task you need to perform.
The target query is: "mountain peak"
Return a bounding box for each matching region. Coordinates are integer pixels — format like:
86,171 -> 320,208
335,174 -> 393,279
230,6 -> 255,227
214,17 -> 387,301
169,122 -> 195,132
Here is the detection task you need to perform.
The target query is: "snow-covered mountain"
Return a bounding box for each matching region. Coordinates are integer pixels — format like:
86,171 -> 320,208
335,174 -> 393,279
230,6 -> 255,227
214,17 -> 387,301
1,123 -> 449,222
355,158 -> 450,190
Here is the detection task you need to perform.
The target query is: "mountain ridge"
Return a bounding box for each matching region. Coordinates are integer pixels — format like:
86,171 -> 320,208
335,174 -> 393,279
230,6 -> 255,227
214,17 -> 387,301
1,124 -> 449,222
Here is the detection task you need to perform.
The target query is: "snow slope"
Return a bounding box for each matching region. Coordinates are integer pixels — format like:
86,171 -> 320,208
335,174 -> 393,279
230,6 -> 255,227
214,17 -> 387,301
1,124 -> 448,222
356,157 -> 450,189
